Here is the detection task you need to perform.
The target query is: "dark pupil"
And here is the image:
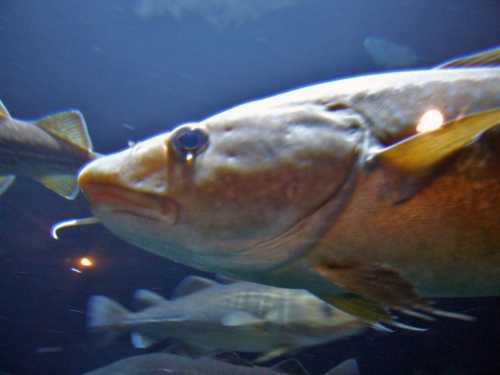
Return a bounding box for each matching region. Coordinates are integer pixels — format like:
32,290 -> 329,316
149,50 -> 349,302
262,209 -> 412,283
178,129 -> 201,151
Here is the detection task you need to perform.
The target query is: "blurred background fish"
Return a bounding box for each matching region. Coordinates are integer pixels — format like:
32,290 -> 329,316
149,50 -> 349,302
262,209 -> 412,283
88,276 -> 368,362
83,353 -> 359,375
133,0 -> 303,30
363,36 -> 422,68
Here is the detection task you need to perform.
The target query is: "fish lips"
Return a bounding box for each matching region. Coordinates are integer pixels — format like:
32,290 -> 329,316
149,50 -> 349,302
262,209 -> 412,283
79,178 -> 180,226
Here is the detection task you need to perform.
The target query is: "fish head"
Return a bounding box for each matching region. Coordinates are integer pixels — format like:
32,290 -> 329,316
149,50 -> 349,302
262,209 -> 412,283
78,101 -> 363,273
276,290 -> 364,333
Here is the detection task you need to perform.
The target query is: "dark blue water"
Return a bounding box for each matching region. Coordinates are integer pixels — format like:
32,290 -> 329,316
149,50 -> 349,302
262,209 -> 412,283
0,0 -> 499,373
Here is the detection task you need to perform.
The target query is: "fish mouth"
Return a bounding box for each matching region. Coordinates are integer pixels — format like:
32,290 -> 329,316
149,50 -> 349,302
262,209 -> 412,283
80,184 -> 180,225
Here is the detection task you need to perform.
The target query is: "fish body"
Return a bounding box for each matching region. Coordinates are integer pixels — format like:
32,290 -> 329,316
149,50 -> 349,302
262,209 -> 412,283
76,48 -> 500,318
83,353 -> 358,375
88,276 -> 366,360
0,101 -> 95,199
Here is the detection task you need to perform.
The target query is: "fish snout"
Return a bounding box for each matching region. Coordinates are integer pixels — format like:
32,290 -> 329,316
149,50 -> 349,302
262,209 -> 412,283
78,154 -> 123,196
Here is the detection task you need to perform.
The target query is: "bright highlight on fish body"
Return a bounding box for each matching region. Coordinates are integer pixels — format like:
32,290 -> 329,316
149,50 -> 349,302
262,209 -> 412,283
416,109 -> 444,133
76,46 -> 500,325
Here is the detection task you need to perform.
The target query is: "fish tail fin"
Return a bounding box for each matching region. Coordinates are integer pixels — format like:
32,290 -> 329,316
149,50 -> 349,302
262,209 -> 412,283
87,295 -> 130,346
0,175 -> 15,196
32,110 -> 93,199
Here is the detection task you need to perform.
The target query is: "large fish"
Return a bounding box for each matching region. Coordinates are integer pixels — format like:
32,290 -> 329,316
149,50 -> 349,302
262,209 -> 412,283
83,353 -> 359,375
62,47 -> 500,322
0,100 -> 96,199
88,276 -> 368,362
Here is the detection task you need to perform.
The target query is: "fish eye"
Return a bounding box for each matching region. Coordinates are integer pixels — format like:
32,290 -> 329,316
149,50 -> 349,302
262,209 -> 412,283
171,127 -> 209,159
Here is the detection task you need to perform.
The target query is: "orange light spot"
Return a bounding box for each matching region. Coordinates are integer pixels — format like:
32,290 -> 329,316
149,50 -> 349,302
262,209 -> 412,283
416,109 -> 444,133
80,257 -> 93,267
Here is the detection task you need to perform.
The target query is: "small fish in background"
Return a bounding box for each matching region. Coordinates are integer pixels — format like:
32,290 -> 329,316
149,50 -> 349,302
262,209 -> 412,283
133,0 -> 302,30
363,36 -> 422,68
88,276 -> 368,362
0,101 -> 96,199
82,352 -> 359,375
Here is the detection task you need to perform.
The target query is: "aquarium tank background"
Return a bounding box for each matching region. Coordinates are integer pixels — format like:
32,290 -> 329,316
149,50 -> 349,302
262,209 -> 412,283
0,0 -> 499,374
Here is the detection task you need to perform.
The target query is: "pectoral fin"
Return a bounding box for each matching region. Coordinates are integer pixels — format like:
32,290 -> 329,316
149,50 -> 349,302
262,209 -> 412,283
316,262 -> 424,308
377,108 -> 500,174
0,175 -> 15,195
375,108 -> 500,202
315,261 -> 474,322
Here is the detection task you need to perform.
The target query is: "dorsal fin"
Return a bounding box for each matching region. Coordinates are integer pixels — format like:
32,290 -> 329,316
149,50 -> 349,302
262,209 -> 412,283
436,46 -> 500,69
171,276 -> 218,298
0,100 -> 11,118
35,110 -> 93,152
133,289 -> 167,309
272,359 -> 309,375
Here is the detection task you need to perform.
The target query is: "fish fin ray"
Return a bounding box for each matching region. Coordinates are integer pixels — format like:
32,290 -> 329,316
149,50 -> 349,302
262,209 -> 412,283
0,100 -> 10,118
171,275 -> 218,298
374,108 -> 500,202
33,173 -> 79,199
133,289 -> 167,309
436,46 -> 500,69
377,108 -> 500,174
35,110 -> 93,152
315,262 -> 426,312
0,175 -> 15,195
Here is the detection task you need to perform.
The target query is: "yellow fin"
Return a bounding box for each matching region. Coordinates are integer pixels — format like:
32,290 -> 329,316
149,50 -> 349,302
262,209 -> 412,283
0,175 -> 15,195
325,294 -> 392,323
35,110 -> 93,152
0,100 -> 10,118
377,108 -> 500,173
33,174 -> 79,199
436,46 -> 500,68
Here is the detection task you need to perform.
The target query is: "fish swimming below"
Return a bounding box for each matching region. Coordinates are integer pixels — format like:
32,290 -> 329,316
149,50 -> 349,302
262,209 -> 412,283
0,100 -> 96,199
88,276 -> 369,362
61,46 -> 500,324
82,352 -> 359,375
